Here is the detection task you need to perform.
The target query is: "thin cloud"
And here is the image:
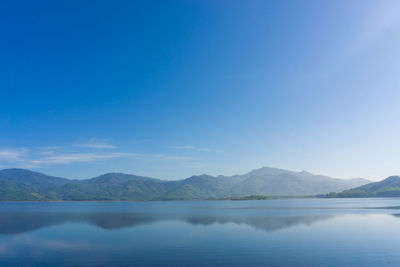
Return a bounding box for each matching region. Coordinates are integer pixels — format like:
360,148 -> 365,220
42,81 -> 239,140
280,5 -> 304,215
0,147 -> 131,168
73,138 -> 116,149
0,146 -> 196,169
0,148 -> 28,161
150,154 -> 194,161
169,145 -> 212,152
36,146 -> 62,156
292,1 -> 400,85
351,1 -> 400,54
32,152 -> 132,165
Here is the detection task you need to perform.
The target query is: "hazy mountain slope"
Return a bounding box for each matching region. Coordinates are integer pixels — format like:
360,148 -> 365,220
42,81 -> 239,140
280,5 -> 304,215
343,177 -> 371,188
323,176 -> 400,197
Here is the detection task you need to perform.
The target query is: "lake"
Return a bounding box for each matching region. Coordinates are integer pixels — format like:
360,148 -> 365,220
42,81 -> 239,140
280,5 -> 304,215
0,198 -> 400,266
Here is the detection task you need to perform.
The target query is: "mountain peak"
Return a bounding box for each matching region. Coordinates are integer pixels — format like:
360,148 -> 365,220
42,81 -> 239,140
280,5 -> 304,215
299,170 -> 312,175
247,166 -> 286,176
187,174 -> 215,180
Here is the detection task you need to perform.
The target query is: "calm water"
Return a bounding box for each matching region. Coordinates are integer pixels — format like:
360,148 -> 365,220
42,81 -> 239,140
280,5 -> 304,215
1,199 -> 400,266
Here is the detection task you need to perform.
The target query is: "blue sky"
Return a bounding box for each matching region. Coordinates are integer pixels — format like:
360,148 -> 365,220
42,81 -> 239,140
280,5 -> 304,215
1,0 -> 400,180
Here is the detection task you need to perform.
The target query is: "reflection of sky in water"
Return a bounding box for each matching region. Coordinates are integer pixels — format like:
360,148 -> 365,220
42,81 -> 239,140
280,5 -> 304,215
1,199 -> 400,266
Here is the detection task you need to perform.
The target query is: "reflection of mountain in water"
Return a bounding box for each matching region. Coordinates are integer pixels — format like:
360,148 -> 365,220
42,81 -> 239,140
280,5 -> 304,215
185,215 -> 333,232
0,212 -> 157,234
0,212 -> 335,235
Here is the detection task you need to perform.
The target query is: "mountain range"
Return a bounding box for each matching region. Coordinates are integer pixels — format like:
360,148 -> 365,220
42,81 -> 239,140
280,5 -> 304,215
0,167 -> 370,201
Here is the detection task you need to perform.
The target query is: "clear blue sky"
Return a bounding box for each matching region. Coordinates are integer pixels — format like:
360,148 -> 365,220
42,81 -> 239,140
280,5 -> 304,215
1,0 -> 400,180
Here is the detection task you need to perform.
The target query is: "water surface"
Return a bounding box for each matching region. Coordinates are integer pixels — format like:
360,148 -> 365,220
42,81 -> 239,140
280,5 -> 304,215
1,198 -> 400,266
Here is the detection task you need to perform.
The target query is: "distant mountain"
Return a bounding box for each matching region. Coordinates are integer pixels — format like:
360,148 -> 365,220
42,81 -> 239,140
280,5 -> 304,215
0,167 -> 370,201
321,176 -> 400,198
